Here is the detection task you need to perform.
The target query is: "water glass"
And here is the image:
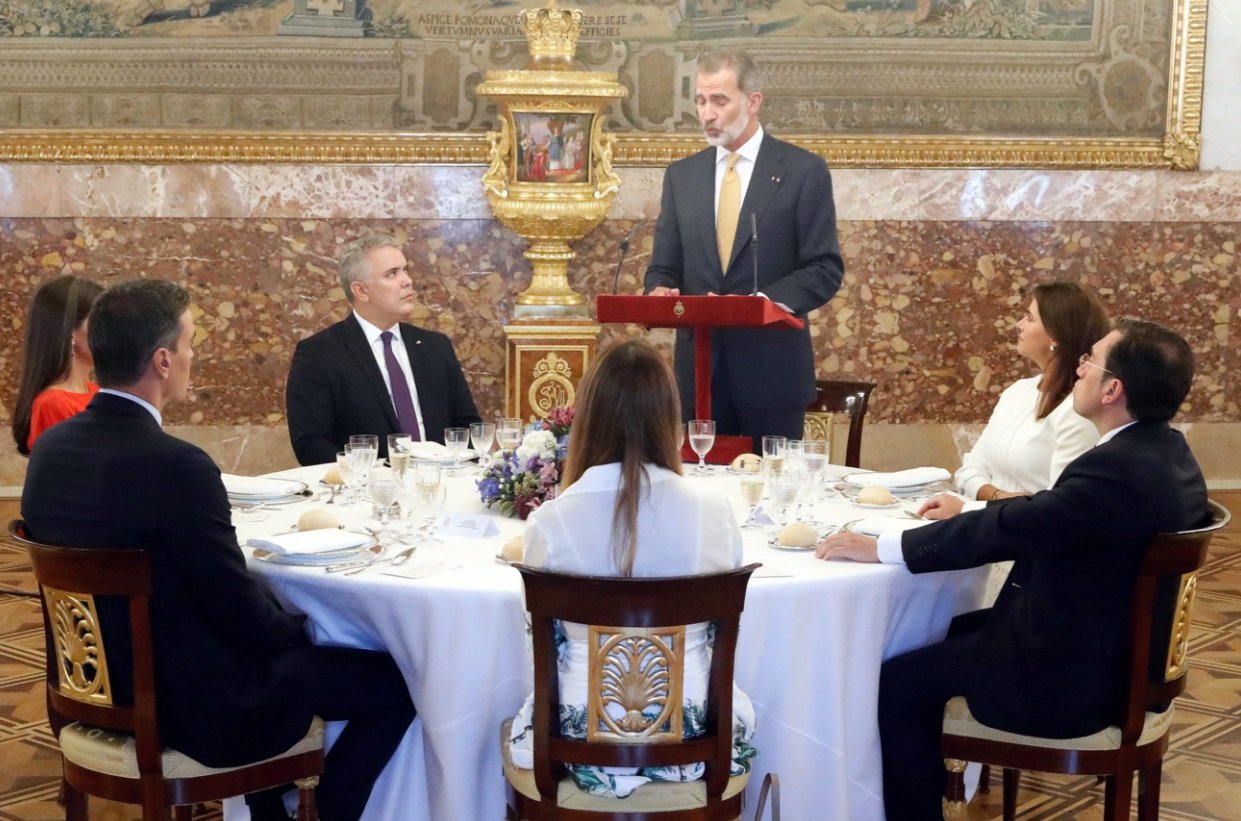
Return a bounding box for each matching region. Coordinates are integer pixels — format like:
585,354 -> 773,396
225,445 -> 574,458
802,439 -> 830,504
496,418 -> 523,451
687,419 -> 716,475
368,466 -> 399,527
469,422 -> 495,458
768,469 -> 801,525
444,427 -> 470,469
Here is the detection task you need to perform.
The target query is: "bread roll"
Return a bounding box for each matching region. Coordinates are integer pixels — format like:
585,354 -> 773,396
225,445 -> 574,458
323,466 -> 344,486
297,509 -> 340,532
730,453 -> 762,473
777,522 -> 818,548
501,535 -> 524,562
857,485 -> 895,506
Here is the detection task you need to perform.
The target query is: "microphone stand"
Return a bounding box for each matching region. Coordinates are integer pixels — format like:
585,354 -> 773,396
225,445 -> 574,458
612,215 -> 650,294
750,213 -> 760,297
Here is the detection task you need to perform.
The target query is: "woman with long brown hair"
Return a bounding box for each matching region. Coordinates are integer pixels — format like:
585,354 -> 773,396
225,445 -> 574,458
955,281 -> 1110,503
11,275 -> 104,455
953,280 -> 1110,602
507,339 -> 756,797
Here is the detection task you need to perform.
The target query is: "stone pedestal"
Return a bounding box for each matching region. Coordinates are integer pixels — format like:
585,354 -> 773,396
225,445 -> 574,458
279,0 -> 369,37
504,321 -> 601,422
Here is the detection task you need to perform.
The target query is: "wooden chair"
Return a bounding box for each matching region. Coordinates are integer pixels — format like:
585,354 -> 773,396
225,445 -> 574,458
803,379 -> 876,468
10,520 -> 325,821
940,500 -> 1232,821
502,563 -> 761,820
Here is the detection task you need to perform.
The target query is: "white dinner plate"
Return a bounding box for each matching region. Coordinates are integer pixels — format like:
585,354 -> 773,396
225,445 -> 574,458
252,542 -> 380,566
227,478 -> 310,501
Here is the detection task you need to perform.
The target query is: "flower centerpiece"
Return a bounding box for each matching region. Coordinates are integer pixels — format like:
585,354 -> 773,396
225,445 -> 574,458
478,406 -> 574,519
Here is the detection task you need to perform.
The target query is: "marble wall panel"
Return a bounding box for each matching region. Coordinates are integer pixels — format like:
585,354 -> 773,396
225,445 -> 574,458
3,165 -> 1241,486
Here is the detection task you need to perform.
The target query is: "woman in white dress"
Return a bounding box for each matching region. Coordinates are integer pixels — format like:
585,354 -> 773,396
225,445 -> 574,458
954,281 -> 1110,601
507,339 -> 757,798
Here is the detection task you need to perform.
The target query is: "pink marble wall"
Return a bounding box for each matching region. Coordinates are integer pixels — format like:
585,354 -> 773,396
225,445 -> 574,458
2,164 -> 1240,483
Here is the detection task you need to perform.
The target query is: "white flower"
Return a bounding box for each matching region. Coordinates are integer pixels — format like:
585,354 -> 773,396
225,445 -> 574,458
516,429 -> 557,464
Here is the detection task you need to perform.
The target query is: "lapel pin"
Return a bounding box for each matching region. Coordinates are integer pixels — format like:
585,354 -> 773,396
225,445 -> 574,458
772,175 -> 781,183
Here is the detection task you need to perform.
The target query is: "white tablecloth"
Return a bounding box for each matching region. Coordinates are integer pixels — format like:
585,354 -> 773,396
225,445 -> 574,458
228,465 -> 985,820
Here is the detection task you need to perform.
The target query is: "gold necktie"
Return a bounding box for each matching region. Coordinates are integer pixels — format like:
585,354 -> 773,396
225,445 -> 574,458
716,153 -> 741,269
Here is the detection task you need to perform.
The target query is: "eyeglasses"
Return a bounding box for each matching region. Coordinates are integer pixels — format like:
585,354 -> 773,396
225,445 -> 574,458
1078,352 -> 1114,376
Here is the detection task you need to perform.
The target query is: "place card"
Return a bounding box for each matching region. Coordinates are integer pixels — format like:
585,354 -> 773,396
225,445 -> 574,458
439,513 -> 499,539
381,558 -> 463,580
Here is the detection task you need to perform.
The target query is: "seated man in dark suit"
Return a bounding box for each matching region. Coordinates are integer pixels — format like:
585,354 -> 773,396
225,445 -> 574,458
286,234 -> 481,465
815,318 -> 1208,819
22,280 -> 415,821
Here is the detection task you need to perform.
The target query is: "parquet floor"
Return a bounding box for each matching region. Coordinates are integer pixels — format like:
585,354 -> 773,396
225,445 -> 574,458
1,495 -> 1238,820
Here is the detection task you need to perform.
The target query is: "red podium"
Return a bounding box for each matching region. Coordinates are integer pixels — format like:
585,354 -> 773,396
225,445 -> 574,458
596,295 -> 805,464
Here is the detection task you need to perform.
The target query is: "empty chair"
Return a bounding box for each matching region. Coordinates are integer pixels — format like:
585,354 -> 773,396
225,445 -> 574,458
803,379 -> 876,468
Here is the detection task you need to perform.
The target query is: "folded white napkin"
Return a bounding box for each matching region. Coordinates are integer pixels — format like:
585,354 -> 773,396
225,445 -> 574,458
246,530 -> 370,556
851,517 -> 933,537
222,473 -> 297,497
844,467 -> 950,489
407,442 -> 451,459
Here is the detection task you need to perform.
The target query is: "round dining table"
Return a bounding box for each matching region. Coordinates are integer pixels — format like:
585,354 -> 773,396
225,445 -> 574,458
226,463 -> 986,821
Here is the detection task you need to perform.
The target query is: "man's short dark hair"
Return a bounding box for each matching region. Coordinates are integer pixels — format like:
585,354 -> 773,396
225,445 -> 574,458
88,280 -> 191,388
1105,318 -> 1194,423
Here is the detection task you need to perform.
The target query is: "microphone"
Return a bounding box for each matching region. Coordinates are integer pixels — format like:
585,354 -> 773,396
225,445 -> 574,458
612,215 -> 650,295
750,213 -> 759,297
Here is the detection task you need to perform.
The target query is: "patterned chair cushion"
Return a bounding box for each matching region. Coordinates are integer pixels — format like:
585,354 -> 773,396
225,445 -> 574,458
500,719 -> 749,813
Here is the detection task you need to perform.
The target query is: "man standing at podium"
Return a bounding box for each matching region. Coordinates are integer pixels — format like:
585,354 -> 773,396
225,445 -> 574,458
644,49 -> 844,450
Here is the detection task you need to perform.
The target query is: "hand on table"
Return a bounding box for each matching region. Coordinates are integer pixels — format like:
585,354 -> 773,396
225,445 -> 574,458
814,532 -> 879,563
917,493 -> 964,520
648,286 -> 680,296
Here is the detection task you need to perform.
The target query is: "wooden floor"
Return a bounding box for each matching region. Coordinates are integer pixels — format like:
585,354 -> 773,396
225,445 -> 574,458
1,494 -> 1239,820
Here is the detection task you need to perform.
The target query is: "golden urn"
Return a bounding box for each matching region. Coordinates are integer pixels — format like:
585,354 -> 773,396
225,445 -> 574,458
477,0 -> 628,318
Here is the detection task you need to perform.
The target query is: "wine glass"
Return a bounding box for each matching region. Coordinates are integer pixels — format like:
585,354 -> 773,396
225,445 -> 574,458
496,418 -> 523,452
388,435 -> 412,476
368,466 -> 400,529
470,422 -> 495,462
687,419 -> 715,476
346,443 -> 374,506
413,460 -> 445,542
335,449 -> 358,505
444,427 -> 470,471
762,435 -> 787,476
738,472 -> 765,529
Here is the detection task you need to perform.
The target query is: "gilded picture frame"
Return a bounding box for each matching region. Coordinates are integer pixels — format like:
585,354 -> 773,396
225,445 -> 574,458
0,0 -> 1206,169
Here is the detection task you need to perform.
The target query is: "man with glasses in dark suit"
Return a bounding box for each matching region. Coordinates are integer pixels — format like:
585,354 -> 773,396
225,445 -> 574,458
816,318 -> 1208,819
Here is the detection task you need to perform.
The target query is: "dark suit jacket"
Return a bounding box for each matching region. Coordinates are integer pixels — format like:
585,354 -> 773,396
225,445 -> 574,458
22,393 -> 315,766
286,314 -> 481,465
644,132 -> 844,413
902,422 -> 1208,737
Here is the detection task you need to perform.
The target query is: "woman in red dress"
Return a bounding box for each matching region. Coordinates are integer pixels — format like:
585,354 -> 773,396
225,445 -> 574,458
11,275 -> 104,455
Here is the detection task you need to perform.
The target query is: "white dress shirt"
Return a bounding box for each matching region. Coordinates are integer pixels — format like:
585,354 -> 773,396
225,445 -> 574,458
352,311 -> 426,441
954,376 -> 1099,502
99,388 -> 162,426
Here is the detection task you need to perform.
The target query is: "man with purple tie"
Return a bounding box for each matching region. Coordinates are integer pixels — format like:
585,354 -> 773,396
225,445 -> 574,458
286,235 -> 481,465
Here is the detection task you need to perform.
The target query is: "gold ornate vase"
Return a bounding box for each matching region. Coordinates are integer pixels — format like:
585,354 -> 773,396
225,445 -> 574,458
477,0 -> 628,318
